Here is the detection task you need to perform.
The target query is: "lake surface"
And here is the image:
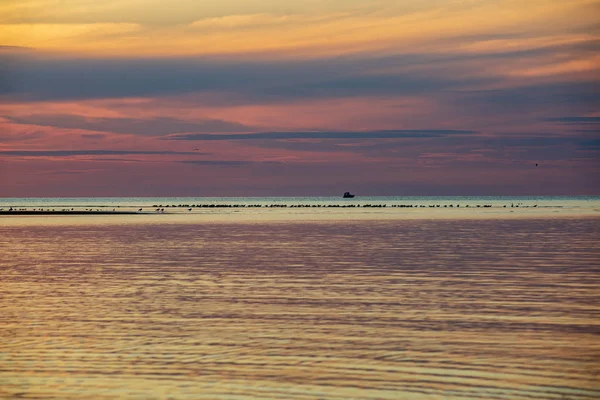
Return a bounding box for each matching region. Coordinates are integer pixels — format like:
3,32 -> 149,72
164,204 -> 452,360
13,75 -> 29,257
1,216 -> 599,399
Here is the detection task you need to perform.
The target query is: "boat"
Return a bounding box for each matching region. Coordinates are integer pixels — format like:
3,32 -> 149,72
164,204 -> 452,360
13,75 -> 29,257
343,192 -> 355,198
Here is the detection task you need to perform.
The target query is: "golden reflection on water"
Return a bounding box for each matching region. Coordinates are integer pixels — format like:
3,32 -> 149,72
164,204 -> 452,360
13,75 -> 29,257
1,219 -> 599,399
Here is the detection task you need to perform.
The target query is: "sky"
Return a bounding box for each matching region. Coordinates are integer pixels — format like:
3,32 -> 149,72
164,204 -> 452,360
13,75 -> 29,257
0,0 -> 598,197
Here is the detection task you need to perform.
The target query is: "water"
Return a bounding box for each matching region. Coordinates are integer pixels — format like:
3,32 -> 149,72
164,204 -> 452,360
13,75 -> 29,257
1,216 -> 599,399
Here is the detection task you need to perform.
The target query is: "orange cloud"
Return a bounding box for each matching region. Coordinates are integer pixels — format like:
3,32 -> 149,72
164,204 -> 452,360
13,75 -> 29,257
1,0 -> 596,57
508,55 -> 600,78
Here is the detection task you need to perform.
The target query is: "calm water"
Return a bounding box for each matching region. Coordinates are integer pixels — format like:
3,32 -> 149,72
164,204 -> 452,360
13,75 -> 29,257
1,218 -> 599,399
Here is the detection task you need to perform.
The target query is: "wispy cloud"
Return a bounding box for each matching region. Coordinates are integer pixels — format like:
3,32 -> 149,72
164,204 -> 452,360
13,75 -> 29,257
4,114 -> 253,135
181,160 -> 281,166
189,14 -> 290,30
2,35 -> 596,103
1,0 -> 596,56
165,129 -> 478,141
0,150 -> 204,157
545,116 -> 600,125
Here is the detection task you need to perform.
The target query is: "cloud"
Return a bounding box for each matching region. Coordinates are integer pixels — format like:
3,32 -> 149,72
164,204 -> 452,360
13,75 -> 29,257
508,55 -> 600,78
2,37 -> 595,103
477,135 -> 597,148
80,133 -> 107,139
2,0 -> 596,59
0,45 -> 31,51
545,116 -> 600,125
0,23 -> 143,50
0,150 -> 204,157
451,82 -> 600,115
181,160 -> 281,166
165,129 -> 478,141
189,14 -> 289,30
4,114 -> 253,135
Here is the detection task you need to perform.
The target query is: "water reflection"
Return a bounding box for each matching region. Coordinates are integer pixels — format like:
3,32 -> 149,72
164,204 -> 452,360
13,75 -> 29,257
1,219 -> 599,399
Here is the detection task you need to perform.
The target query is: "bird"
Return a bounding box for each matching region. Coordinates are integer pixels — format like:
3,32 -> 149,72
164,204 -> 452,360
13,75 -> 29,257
535,163 -> 538,167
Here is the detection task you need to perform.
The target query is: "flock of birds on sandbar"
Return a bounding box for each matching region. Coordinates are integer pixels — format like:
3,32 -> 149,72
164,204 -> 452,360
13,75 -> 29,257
0,202 -> 548,214
144,202 -> 535,210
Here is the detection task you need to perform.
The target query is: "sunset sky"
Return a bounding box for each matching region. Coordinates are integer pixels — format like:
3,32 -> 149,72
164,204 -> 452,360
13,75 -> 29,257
1,0 -> 598,197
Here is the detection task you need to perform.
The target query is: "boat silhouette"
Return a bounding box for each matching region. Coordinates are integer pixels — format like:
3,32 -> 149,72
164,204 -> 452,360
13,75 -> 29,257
343,192 -> 355,198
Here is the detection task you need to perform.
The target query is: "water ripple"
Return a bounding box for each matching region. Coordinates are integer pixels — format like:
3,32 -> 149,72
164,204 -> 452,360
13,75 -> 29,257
1,219 -> 599,399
